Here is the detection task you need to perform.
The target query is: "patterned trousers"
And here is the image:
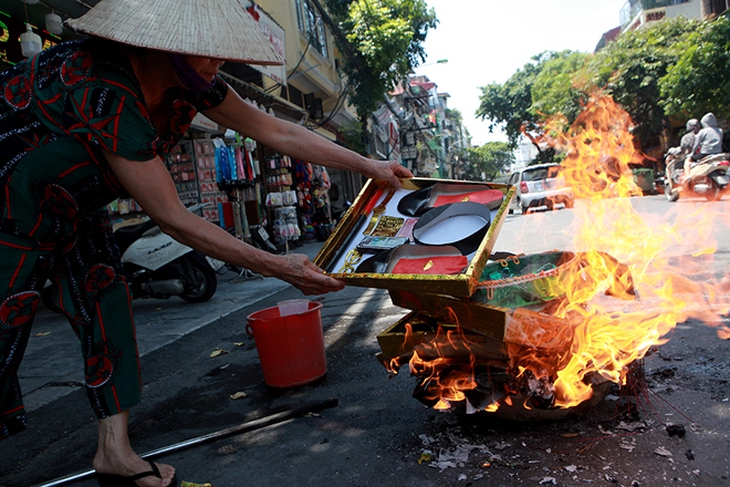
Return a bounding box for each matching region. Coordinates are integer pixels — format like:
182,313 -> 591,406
0,214 -> 142,438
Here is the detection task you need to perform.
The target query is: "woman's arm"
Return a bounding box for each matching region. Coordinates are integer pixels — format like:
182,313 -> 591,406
104,150 -> 345,295
202,86 -> 412,187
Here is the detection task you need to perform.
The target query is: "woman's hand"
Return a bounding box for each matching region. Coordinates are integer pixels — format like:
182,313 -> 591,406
364,159 -> 413,189
273,254 -> 345,295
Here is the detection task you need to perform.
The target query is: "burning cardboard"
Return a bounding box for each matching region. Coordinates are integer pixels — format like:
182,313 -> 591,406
375,311 -> 510,366
377,309 -> 614,419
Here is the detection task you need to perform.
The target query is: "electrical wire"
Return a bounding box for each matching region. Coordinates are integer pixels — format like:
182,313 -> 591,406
264,17 -> 318,94
306,78 -> 351,129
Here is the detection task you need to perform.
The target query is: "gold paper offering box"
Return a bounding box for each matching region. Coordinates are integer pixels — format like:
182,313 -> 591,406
374,310 -> 510,366
388,289 -> 576,350
313,177 -> 514,298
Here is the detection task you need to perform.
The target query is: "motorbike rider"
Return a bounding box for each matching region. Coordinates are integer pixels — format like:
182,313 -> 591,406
680,118 -> 701,157
684,112 -> 724,178
692,112 -> 724,160
665,118 -> 699,176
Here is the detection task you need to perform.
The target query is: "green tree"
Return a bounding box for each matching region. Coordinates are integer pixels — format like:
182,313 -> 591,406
531,50 -> 590,127
476,18 -> 714,155
463,141 -> 514,181
445,108 -> 463,129
585,17 -> 695,149
475,51 -> 584,162
324,0 -> 437,119
660,16 -> 730,122
339,119 -> 366,155
475,53 -> 544,148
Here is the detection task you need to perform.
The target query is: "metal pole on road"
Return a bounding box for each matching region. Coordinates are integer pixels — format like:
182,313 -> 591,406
32,398 -> 339,487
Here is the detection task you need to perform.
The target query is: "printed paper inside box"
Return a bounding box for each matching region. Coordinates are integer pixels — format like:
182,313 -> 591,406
314,178 -> 514,298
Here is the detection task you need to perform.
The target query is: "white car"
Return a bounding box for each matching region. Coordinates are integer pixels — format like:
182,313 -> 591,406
507,163 -> 574,214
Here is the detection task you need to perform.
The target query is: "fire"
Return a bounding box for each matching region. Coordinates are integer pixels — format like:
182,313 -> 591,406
544,93 -> 730,407
390,92 -> 730,414
390,322 -> 479,409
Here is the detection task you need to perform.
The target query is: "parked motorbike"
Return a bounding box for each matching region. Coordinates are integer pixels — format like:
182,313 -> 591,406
113,203 -> 220,303
664,152 -> 730,202
249,224 -> 279,253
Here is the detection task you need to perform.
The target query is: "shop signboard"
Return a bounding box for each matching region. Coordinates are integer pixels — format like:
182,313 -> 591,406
401,145 -> 417,161
191,113 -> 219,132
0,12 -> 60,67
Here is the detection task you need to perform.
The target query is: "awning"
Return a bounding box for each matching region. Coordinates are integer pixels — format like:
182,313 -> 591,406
220,72 -> 307,123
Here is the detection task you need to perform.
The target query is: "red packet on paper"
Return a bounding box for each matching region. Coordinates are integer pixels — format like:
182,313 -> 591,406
433,189 -> 504,207
390,255 -> 468,275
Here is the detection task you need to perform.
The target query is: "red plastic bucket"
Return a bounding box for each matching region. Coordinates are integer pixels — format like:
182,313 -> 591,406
246,301 -> 326,388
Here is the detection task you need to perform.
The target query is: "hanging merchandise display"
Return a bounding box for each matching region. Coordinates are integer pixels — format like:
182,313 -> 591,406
312,165 -> 332,241
168,141 -> 199,207
294,160 -> 314,213
110,140 -> 197,229
214,138 -> 236,184
272,206 -> 300,244
214,136 -> 258,188
294,160 -> 316,242
213,135 -> 260,237
293,159 -> 332,242
194,139 -> 227,222
312,165 -> 332,208
264,154 -> 301,246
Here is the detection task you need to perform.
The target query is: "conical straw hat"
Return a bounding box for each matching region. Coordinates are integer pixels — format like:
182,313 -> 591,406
64,0 -> 285,65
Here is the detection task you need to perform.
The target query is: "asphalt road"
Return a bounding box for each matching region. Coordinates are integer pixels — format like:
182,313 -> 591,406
3,195 -> 730,487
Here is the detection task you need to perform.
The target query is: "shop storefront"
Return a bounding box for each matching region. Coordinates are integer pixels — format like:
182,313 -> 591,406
106,106 -> 336,252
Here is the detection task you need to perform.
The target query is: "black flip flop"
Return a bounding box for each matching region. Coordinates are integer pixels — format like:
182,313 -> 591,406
397,186 -> 432,217
397,184 -> 504,217
354,246 -> 398,274
96,459 -> 178,487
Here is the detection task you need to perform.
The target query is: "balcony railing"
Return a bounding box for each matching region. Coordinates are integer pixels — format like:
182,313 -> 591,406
620,0 -> 690,26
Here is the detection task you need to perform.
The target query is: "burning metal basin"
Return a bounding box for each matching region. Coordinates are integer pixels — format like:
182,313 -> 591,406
376,309 -> 614,421
376,249 -> 636,421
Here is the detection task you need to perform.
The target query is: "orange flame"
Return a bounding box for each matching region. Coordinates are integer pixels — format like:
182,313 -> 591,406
393,92 -> 730,413
408,325 -> 478,409
537,93 -> 730,407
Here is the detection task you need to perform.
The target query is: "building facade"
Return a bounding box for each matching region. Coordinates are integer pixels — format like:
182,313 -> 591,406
383,75 -> 470,179
620,0 -> 728,31
1,0 -> 372,248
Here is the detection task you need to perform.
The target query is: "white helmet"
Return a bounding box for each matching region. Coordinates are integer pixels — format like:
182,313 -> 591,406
686,118 -> 700,131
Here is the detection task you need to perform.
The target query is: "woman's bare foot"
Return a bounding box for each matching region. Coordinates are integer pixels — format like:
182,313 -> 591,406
93,411 -> 176,487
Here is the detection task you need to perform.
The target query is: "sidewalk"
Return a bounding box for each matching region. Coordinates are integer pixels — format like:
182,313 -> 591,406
18,241 -> 325,413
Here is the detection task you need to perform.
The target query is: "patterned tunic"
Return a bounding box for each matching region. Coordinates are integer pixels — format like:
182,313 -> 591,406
0,38 -> 227,437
